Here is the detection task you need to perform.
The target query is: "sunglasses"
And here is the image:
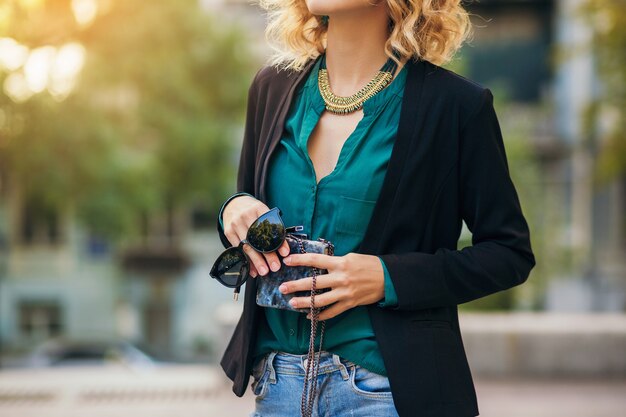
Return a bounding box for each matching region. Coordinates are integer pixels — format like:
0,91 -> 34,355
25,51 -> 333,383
210,207 -> 302,300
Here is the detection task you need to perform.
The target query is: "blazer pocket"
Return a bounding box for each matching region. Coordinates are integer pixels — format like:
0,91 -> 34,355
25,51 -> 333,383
408,324 -> 475,405
431,327 -> 476,404
336,195 -> 377,237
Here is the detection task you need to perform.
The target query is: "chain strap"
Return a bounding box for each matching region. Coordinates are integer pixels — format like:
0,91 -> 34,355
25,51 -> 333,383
291,235 -> 330,417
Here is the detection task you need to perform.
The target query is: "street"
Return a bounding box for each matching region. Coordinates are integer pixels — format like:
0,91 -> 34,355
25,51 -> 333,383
1,367 -> 624,417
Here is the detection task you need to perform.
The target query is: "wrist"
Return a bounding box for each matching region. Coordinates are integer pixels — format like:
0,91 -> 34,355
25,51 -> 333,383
218,192 -> 255,229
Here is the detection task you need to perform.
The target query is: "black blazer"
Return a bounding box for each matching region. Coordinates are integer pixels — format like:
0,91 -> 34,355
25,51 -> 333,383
216,54 -> 536,417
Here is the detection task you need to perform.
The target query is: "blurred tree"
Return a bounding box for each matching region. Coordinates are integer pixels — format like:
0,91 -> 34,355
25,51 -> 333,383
0,0 -> 258,240
579,0 -> 626,183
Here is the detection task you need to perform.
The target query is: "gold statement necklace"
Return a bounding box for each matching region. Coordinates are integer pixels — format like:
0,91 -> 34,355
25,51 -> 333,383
317,50 -> 400,115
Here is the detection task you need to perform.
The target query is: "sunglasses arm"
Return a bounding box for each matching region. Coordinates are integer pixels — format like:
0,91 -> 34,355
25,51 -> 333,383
286,225 -> 304,233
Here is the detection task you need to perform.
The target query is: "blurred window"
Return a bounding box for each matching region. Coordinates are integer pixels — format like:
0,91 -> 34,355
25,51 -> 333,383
190,206 -> 216,230
19,301 -> 63,342
465,0 -> 554,102
20,197 -> 62,245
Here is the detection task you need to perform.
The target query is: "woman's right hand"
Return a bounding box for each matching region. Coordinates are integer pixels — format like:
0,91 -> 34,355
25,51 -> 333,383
222,195 -> 290,278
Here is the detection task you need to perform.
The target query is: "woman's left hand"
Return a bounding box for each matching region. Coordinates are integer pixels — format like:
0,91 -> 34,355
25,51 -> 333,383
280,253 -> 385,321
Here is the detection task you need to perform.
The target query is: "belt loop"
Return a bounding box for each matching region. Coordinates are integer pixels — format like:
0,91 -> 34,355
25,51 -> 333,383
267,351 -> 278,383
332,354 -> 349,381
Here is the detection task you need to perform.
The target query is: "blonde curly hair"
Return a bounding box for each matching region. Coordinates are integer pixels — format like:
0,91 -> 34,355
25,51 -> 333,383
258,0 -> 473,72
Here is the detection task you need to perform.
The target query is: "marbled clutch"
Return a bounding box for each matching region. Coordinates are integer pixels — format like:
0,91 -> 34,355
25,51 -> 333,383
255,234 -> 334,313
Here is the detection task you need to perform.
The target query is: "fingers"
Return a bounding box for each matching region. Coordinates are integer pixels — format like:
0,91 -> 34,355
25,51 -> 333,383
279,273 -> 334,294
287,286 -> 342,310
278,240 -> 290,257
238,210 -> 262,236
262,252 -> 281,273
315,301 -> 350,321
283,253 -> 336,270
224,230 -> 240,248
258,241 -> 290,273
249,263 -> 258,278
242,243 -> 270,276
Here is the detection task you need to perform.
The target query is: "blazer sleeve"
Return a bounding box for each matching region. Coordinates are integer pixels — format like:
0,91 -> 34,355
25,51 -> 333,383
216,68 -> 263,249
379,88 -> 536,311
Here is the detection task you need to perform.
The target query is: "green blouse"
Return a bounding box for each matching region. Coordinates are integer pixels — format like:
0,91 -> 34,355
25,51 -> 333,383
249,56 -> 408,376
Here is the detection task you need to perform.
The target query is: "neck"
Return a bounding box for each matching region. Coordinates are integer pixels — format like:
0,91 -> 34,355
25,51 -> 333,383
323,7 -> 406,96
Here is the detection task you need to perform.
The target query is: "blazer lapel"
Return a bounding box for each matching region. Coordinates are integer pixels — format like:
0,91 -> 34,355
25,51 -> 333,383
248,58 -> 319,310
358,58 -> 426,255
257,57 -> 319,202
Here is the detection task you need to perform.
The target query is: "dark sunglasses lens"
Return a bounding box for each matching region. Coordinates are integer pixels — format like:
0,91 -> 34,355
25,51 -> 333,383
211,248 -> 248,287
247,208 -> 285,252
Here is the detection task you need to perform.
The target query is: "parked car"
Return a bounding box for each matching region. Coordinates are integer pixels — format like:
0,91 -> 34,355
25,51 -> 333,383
0,338 -> 233,417
21,338 -> 157,369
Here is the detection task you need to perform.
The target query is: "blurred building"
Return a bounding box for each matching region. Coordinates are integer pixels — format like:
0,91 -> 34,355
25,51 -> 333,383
0,172 -> 238,361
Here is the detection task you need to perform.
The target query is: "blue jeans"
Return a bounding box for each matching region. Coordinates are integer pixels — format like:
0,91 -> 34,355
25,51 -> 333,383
249,350 -> 400,417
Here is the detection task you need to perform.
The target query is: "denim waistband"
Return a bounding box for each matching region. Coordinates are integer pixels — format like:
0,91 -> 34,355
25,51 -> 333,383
259,350 -> 356,379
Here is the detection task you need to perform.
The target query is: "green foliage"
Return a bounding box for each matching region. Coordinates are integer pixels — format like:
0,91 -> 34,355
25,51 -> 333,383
0,0 -> 259,239
578,0 -> 626,183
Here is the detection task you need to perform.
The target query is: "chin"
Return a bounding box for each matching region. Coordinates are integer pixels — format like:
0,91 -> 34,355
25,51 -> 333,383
304,0 -> 373,16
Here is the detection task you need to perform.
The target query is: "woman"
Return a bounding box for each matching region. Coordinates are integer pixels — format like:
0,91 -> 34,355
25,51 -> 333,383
215,0 -> 536,416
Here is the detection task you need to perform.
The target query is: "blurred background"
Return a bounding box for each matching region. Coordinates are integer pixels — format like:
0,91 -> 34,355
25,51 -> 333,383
0,0 -> 624,416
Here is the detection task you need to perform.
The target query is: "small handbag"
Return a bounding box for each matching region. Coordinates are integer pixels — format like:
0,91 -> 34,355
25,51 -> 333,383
255,233 -> 334,312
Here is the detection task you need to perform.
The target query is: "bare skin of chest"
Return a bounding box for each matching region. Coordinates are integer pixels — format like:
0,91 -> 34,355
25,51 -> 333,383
307,108 -> 364,184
